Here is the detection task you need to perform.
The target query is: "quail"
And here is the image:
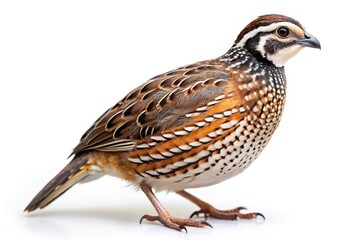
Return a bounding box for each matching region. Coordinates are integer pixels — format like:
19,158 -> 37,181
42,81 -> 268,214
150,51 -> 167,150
25,14 -> 321,232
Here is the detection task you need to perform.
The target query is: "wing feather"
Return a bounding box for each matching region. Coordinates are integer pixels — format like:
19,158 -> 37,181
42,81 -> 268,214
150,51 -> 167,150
72,59 -> 230,155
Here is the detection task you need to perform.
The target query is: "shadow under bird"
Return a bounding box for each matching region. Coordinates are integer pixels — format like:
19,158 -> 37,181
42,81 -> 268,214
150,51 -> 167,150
25,14 -> 320,232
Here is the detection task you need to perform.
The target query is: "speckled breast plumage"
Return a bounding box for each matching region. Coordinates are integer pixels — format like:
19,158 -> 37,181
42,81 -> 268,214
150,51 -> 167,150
75,48 -> 287,192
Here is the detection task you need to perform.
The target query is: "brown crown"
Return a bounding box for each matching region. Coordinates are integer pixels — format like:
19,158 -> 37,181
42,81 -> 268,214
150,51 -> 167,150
234,14 -> 304,45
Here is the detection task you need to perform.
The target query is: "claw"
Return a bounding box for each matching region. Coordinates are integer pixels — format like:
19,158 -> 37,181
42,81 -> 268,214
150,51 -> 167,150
254,212 -> 266,223
189,210 -> 199,218
190,210 -> 208,219
139,214 -> 158,224
139,215 -> 146,224
202,221 -> 213,228
236,206 -> 247,212
179,225 -> 188,233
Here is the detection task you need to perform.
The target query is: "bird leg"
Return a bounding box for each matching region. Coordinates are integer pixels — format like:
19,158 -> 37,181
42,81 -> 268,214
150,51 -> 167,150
177,190 -> 264,221
140,182 -> 212,232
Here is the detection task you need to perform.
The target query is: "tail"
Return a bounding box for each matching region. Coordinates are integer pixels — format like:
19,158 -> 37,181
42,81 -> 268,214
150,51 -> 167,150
25,152 -> 95,212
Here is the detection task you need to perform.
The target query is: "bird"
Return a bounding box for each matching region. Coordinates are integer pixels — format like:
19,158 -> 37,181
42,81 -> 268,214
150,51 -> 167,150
25,14 -> 320,232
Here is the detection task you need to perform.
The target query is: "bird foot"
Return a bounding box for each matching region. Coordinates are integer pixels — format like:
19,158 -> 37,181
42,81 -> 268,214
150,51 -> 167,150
140,214 -> 213,233
190,206 -> 265,222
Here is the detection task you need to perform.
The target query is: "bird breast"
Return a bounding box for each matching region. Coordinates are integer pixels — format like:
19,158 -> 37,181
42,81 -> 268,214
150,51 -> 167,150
126,81 -> 286,192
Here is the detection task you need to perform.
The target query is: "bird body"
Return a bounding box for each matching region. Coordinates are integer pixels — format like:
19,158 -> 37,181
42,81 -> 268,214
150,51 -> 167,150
120,54 -> 286,192
25,14 -> 320,232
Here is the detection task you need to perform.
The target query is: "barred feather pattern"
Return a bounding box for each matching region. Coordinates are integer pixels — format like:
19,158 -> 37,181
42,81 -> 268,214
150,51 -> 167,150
72,47 -> 286,191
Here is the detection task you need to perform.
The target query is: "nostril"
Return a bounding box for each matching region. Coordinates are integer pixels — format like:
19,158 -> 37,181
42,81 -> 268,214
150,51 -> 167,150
304,32 -> 311,39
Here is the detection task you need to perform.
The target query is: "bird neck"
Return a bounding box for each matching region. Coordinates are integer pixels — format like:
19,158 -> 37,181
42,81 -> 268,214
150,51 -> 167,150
220,46 -> 287,93
220,46 -> 275,67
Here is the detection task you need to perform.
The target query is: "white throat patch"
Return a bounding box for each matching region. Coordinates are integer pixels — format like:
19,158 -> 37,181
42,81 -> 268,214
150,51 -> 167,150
266,45 -> 303,67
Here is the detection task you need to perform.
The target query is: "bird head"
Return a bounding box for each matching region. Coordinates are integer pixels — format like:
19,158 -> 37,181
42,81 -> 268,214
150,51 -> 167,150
233,14 -> 321,67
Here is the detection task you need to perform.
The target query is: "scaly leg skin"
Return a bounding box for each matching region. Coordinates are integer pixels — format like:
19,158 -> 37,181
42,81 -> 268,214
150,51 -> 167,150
140,182 -> 212,232
177,190 -> 265,221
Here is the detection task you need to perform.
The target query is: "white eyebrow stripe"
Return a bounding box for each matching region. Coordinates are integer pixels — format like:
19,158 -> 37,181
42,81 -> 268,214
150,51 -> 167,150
235,22 -> 302,48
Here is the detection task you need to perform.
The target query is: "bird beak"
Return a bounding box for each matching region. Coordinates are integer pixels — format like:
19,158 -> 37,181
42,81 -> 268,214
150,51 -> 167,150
297,32 -> 321,50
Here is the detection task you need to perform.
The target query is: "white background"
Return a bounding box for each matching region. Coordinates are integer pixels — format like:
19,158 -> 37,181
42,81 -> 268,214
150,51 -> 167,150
1,0 -> 359,239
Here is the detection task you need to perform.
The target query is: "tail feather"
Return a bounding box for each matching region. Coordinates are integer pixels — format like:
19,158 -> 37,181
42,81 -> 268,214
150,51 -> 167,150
25,152 -> 92,212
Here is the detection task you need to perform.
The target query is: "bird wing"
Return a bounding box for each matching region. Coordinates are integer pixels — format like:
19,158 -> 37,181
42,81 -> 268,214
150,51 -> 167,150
72,59 -> 231,155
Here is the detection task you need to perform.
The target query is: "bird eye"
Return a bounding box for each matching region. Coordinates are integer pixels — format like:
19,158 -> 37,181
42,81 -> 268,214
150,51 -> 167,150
276,27 -> 290,38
